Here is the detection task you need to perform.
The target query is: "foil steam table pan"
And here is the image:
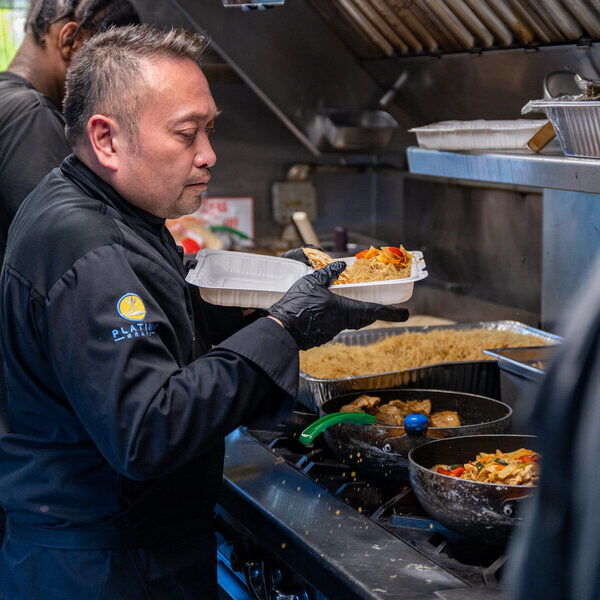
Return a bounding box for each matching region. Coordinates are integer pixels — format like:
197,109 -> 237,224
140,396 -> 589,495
297,321 -> 562,412
522,98 -> 600,158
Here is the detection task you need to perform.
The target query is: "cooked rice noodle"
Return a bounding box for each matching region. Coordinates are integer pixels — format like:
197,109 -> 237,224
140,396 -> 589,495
299,329 -> 553,379
334,257 -> 411,284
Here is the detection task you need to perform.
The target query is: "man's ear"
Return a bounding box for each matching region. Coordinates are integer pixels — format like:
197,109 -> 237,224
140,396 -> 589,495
57,21 -> 86,62
87,115 -> 120,171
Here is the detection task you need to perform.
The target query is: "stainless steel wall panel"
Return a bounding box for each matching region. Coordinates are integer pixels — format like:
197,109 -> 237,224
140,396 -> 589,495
542,189 -> 600,329
398,178 -> 543,314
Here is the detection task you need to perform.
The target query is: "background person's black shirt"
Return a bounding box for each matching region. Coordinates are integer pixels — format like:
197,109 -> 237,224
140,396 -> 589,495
0,71 -> 70,266
0,72 -> 70,424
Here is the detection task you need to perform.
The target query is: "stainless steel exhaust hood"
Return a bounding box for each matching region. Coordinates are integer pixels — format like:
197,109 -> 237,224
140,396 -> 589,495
319,0 -> 600,56
222,0 -> 285,8
169,0 -> 600,159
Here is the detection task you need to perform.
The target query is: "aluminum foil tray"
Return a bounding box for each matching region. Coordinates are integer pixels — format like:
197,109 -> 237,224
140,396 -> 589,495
522,98 -> 600,157
297,321 -> 562,412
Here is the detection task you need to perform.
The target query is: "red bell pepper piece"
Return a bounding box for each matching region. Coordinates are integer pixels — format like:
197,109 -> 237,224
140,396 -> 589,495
450,466 -> 465,477
180,237 -> 200,254
437,467 -> 451,476
355,249 -> 369,259
518,455 -> 539,463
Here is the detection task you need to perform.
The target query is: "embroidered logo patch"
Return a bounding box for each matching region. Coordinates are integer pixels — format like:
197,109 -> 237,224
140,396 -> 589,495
117,293 -> 147,322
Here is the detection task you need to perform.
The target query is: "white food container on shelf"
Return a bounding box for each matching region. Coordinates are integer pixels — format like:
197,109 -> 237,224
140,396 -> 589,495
408,119 -> 547,150
522,98 -> 600,158
186,249 -> 427,309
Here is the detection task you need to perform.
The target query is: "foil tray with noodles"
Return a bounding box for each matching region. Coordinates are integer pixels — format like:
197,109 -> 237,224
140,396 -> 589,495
297,322 -> 562,412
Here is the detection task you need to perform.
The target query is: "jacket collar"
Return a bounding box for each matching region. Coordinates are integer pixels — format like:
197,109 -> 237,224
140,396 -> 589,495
60,154 -> 166,234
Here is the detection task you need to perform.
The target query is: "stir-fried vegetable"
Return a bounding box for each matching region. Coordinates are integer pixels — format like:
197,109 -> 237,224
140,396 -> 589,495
355,245 -> 411,268
432,448 -> 540,486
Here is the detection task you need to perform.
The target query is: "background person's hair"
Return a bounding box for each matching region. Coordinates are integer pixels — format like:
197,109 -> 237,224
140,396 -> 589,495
63,25 -> 209,151
25,0 -> 140,46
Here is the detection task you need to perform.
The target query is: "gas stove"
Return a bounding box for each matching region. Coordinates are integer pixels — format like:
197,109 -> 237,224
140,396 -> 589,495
216,411 -> 512,600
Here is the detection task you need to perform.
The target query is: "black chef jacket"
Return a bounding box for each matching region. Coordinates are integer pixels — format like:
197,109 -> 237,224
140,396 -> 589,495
0,154 -> 298,600
507,254 -> 600,600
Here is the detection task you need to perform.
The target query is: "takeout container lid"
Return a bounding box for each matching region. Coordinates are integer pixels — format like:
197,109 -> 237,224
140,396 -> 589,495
522,98 -> 600,157
185,249 -> 427,308
408,119 -> 547,151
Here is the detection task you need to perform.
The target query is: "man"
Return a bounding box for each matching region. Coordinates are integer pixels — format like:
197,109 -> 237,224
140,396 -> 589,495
0,25 -> 408,599
0,0 -> 140,264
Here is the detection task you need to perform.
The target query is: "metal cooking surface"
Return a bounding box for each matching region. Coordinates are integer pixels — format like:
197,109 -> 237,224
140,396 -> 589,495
222,427 -> 467,599
221,410 -> 516,599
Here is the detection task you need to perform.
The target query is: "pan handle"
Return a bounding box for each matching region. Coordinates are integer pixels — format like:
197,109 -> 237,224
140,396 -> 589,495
403,413 -> 429,434
502,495 -> 530,519
381,413 -> 429,454
299,412 -> 375,447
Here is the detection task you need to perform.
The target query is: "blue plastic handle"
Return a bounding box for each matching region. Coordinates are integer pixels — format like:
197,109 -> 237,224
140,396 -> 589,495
403,412 -> 429,434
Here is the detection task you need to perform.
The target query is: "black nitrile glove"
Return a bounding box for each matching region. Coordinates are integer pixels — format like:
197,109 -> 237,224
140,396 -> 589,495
268,261 -> 409,350
280,244 -> 323,266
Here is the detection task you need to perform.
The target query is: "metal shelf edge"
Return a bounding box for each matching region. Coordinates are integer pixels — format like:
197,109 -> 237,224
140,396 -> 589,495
406,147 -> 600,195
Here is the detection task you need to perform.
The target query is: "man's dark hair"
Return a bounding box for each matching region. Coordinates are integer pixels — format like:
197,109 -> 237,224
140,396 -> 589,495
25,0 -> 140,46
64,24 -> 209,150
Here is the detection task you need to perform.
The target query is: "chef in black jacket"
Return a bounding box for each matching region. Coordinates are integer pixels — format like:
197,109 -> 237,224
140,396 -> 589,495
0,25 -> 408,600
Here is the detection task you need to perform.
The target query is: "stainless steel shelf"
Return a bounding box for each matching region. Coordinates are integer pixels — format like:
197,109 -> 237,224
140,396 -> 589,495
407,146 -> 600,194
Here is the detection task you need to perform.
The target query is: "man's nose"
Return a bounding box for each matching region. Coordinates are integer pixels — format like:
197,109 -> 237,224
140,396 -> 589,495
194,135 -> 216,169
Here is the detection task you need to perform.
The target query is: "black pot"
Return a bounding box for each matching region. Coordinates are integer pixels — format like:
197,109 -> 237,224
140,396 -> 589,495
409,434 -> 538,543
302,389 -> 512,484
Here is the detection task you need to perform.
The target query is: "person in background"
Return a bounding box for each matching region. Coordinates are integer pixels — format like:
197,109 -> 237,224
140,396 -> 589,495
507,255 -> 600,600
0,0 -> 140,418
0,24 -> 408,599
0,0 -> 140,264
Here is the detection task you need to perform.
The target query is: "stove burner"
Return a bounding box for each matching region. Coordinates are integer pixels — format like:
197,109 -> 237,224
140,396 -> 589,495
245,411 -> 508,587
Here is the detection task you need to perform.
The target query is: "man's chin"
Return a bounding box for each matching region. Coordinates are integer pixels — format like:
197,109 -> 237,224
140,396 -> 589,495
176,195 -> 204,218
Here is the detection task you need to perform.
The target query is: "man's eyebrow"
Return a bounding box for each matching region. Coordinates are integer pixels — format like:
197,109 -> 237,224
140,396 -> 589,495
171,110 -> 222,125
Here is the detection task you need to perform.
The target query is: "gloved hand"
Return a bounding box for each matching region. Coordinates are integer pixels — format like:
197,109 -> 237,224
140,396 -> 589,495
268,262 -> 409,350
280,244 -> 322,266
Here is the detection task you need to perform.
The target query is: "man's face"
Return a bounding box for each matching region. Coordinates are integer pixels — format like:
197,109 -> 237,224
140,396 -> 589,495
114,57 -> 217,219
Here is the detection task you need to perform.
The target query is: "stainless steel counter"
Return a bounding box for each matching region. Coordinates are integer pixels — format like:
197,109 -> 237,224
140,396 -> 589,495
407,146 -> 600,195
220,428 -> 467,600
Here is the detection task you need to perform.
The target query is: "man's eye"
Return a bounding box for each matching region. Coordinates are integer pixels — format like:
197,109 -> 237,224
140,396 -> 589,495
178,131 -> 196,141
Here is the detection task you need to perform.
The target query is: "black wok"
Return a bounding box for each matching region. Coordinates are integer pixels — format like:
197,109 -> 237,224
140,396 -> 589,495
301,389 -> 512,483
409,434 -> 538,544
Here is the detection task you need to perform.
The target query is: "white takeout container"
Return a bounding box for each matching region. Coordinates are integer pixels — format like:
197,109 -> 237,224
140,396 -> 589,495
186,249 -> 427,308
409,119 -> 548,150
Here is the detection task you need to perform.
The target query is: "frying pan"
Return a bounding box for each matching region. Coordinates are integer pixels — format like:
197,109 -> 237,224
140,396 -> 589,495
299,389 -> 512,483
409,434 -> 538,543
